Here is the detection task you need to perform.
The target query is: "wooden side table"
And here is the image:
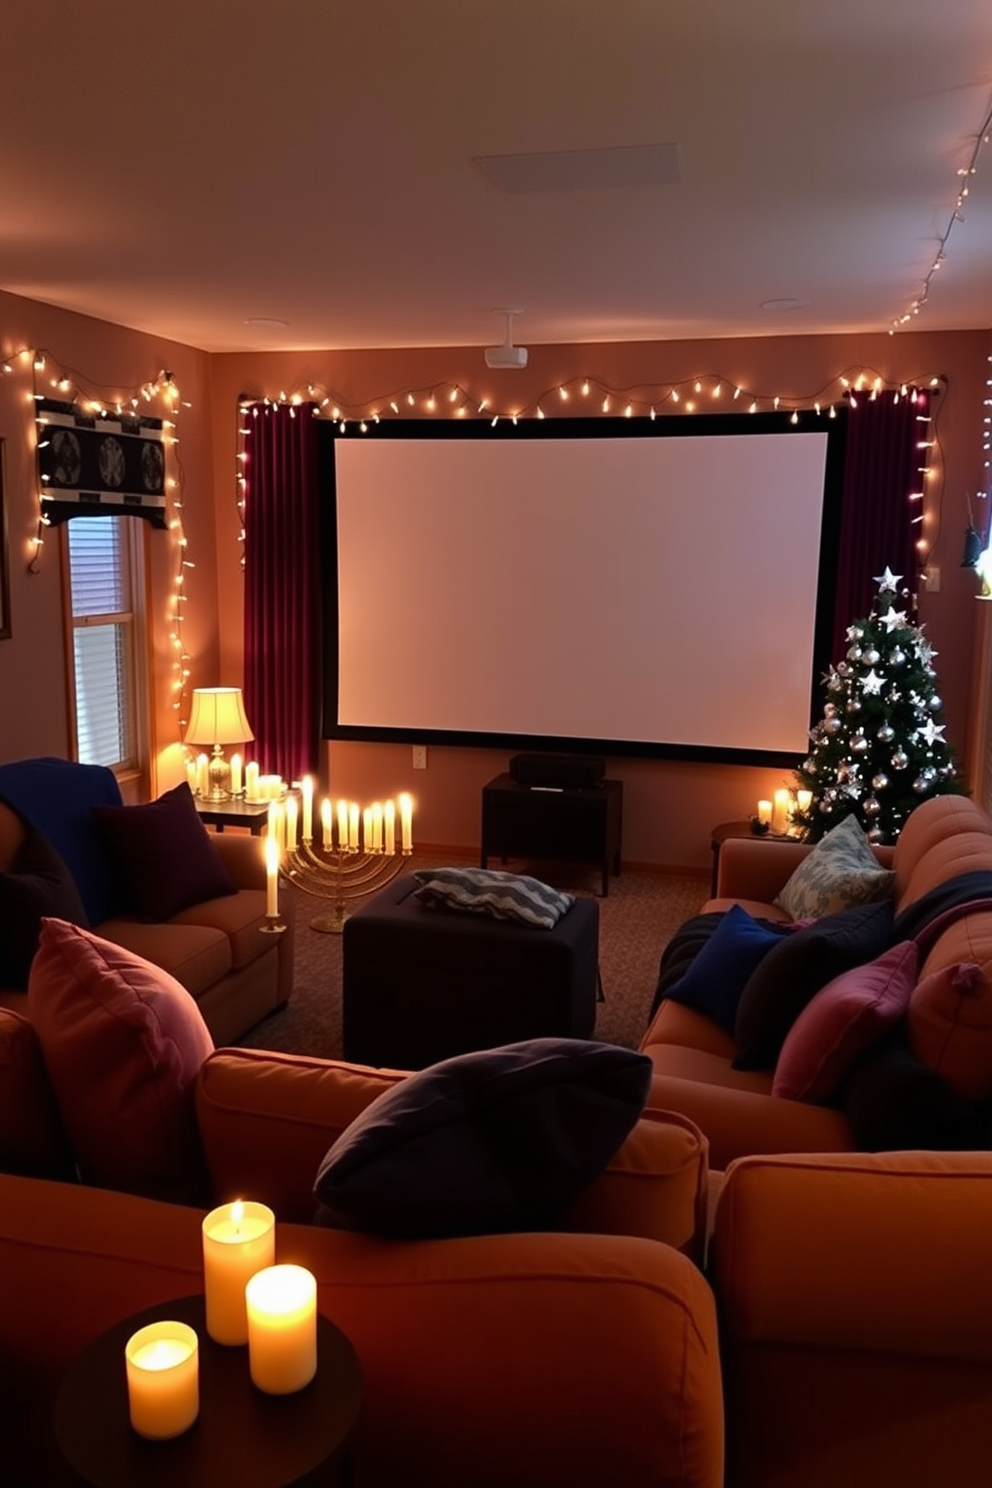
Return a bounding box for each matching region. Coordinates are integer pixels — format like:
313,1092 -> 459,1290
55,1294 -> 362,1488
195,795 -> 294,835
481,773 -> 623,896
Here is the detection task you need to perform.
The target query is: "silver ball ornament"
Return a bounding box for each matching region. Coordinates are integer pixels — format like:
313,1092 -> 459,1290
847,644 -> 862,663
928,695 -> 942,713
846,698 -> 861,715
863,796 -> 881,817
872,773 -> 889,791
851,733 -> 869,753
863,648 -> 880,667
877,724 -> 895,743
890,647 -> 906,667
891,749 -> 909,771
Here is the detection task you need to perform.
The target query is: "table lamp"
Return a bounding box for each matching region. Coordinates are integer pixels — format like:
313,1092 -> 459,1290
185,687 -> 254,801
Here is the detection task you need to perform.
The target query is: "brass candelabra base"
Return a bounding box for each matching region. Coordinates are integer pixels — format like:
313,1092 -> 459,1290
285,839 -> 412,933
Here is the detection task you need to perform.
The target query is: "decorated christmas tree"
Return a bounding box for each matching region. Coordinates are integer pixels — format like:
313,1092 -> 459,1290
790,567 -> 965,844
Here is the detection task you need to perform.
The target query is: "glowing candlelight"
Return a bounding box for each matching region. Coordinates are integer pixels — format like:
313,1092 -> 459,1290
398,793 -> 413,851
125,1320 -> 199,1438
246,1264 -> 317,1396
230,752 -> 243,796
265,834 -> 280,918
301,774 -> 314,840
201,1199 -> 276,1345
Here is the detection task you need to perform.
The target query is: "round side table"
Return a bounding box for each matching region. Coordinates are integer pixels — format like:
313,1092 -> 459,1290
55,1295 -> 362,1488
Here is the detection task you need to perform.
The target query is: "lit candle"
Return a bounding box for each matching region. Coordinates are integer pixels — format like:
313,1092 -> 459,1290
197,754 -> 209,798
399,792 -> 413,852
245,1264 -> 318,1396
757,799 -> 772,826
301,775 -> 314,840
230,752 -> 243,796
348,803 -> 359,850
201,1199 -> 276,1346
260,774 -> 282,801
285,794 -> 298,851
245,761 -> 260,801
362,806 -> 373,852
337,798 -> 349,850
125,1320 -> 199,1439
772,789 -> 790,835
372,802 -> 383,852
383,799 -> 396,855
265,834 -> 280,918
321,797 -> 333,849
267,800 -> 284,850
185,757 -> 197,794
796,788 -> 813,814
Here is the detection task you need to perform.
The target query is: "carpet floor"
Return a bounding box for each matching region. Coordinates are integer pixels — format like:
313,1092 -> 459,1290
236,851 -> 711,1061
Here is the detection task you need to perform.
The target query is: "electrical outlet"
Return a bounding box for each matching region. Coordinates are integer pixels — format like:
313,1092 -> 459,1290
412,745 -> 428,769
925,567 -> 941,592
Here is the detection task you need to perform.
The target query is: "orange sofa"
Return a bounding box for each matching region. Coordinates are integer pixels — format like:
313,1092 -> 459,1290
640,793 -> 992,1167
0,1020 -> 722,1488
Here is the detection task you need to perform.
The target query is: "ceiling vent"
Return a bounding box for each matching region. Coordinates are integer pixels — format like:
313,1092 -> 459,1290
484,309 -> 528,369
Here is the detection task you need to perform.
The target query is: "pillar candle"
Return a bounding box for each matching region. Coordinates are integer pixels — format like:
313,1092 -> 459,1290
321,797 -> 333,850
245,1264 -> 317,1396
796,788 -> 813,814
337,798 -> 349,851
362,806 -> 373,853
383,799 -> 396,855
245,761 -> 260,801
772,789 -> 790,835
265,834 -> 280,918
230,752 -> 243,795
301,775 -> 314,840
348,803 -> 359,850
196,754 -> 209,798
757,799 -> 772,826
202,1199 -> 276,1345
399,793 -> 413,852
125,1320 -> 199,1439
285,794 -> 298,852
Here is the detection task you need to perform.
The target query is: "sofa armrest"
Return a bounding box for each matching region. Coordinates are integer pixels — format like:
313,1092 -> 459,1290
711,1150 -> 992,1359
196,1048 -> 711,1258
714,837 -> 813,903
208,831 -> 268,890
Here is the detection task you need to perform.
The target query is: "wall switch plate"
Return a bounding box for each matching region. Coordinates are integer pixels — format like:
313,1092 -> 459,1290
412,745 -> 428,769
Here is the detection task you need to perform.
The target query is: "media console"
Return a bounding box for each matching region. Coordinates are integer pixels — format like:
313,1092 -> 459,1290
480,773 -> 623,897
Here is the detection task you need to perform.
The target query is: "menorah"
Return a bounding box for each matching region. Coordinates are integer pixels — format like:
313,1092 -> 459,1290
279,789 -> 414,933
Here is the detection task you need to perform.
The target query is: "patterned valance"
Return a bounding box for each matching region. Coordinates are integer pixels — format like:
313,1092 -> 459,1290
36,397 -> 167,528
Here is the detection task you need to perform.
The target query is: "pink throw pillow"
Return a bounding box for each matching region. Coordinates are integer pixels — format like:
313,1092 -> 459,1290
27,918 -> 214,1200
772,940 -> 918,1104
907,962 -> 992,1102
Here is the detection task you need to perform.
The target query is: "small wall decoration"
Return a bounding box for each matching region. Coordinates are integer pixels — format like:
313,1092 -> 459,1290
35,397 -> 167,528
0,438 -> 10,638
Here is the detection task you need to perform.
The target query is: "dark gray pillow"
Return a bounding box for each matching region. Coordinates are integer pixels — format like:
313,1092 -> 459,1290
313,1038 -> 652,1239
0,826 -> 89,989
413,867 -> 574,929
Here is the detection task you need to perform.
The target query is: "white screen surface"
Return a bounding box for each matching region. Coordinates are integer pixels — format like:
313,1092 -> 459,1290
328,421 -> 836,759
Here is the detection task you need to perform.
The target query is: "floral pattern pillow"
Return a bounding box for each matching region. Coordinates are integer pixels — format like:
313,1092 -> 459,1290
774,813 -> 896,921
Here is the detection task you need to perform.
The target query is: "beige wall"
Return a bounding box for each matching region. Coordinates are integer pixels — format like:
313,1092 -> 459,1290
1,287 -> 989,870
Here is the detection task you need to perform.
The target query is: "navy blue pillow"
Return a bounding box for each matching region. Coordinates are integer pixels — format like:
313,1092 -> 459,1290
313,1038 -> 652,1239
0,826 -> 89,989
665,904 -> 793,1035
733,898 -> 895,1071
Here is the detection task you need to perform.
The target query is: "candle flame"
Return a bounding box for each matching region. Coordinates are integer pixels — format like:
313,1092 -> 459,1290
231,1199 -> 244,1232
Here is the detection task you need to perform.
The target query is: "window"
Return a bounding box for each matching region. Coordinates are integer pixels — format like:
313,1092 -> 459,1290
65,515 -> 147,774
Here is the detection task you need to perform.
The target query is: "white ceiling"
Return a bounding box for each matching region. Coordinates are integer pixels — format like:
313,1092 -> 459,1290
4,1 -> 992,355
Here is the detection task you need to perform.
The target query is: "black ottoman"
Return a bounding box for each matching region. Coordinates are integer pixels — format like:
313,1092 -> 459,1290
342,874 -> 600,1069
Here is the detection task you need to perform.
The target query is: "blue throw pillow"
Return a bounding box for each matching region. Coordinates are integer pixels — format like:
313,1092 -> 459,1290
665,904 -> 793,1035
313,1038 -> 652,1239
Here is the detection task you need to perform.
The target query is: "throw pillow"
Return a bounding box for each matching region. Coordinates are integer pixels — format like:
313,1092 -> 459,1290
771,939 -> 918,1104
665,904 -> 794,1036
774,813 -> 896,921
92,781 -> 237,921
734,898 -> 895,1070
27,918 -> 214,1201
413,867 -> 574,930
0,823 -> 89,989
313,1037 -> 652,1239
907,961 -> 992,1102
843,1031 -> 987,1151
0,1008 -> 75,1178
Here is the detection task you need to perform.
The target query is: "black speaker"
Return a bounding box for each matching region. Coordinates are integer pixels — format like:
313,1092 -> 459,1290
509,753 -> 606,790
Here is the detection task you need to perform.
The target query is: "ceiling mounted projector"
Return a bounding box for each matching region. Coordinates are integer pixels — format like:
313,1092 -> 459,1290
485,308 -> 528,369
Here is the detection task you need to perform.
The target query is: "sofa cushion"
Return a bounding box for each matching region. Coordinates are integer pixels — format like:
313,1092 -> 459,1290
773,813 -> 896,921
0,1007 -> 75,1177
771,939 -> 918,1104
412,867 -> 574,929
313,1038 -> 652,1239
92,782 -> 237,921
734,898 -> 895,1071
0,823 -> 89,989
842,1031 -> 988,1151
907,961 -> 992,1102
27,918 -> 213,1201
664,905 -> 793,1036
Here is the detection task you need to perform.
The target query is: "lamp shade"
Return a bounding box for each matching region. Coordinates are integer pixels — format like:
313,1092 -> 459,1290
185,687 -> 254,747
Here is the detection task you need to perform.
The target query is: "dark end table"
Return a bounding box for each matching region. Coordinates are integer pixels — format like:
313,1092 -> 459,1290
481,773 -> 623,896
55,1294 -> 362,1488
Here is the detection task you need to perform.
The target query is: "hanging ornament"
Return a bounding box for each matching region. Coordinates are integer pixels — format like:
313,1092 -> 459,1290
877,723 -> 895,743
863,647 -> 880,667
851,732 -> 869,753
872,772 -> 889,791
863,796 -> 881,817
892,748 -> 909,770
824,715 -> 842,734
867,825 -> 885,843
824,702 -> 838,718
890,647 -> 906,667
836,661 -> 850,677
846,698 -> 861,715
912,775 -> 932,794
928,695 -> 942,713
828,673 -> 844,694
847,644 -> 862,663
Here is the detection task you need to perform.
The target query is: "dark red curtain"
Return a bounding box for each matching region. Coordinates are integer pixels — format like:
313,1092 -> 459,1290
830,389 -> 928,660
242,402 -> 322,782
